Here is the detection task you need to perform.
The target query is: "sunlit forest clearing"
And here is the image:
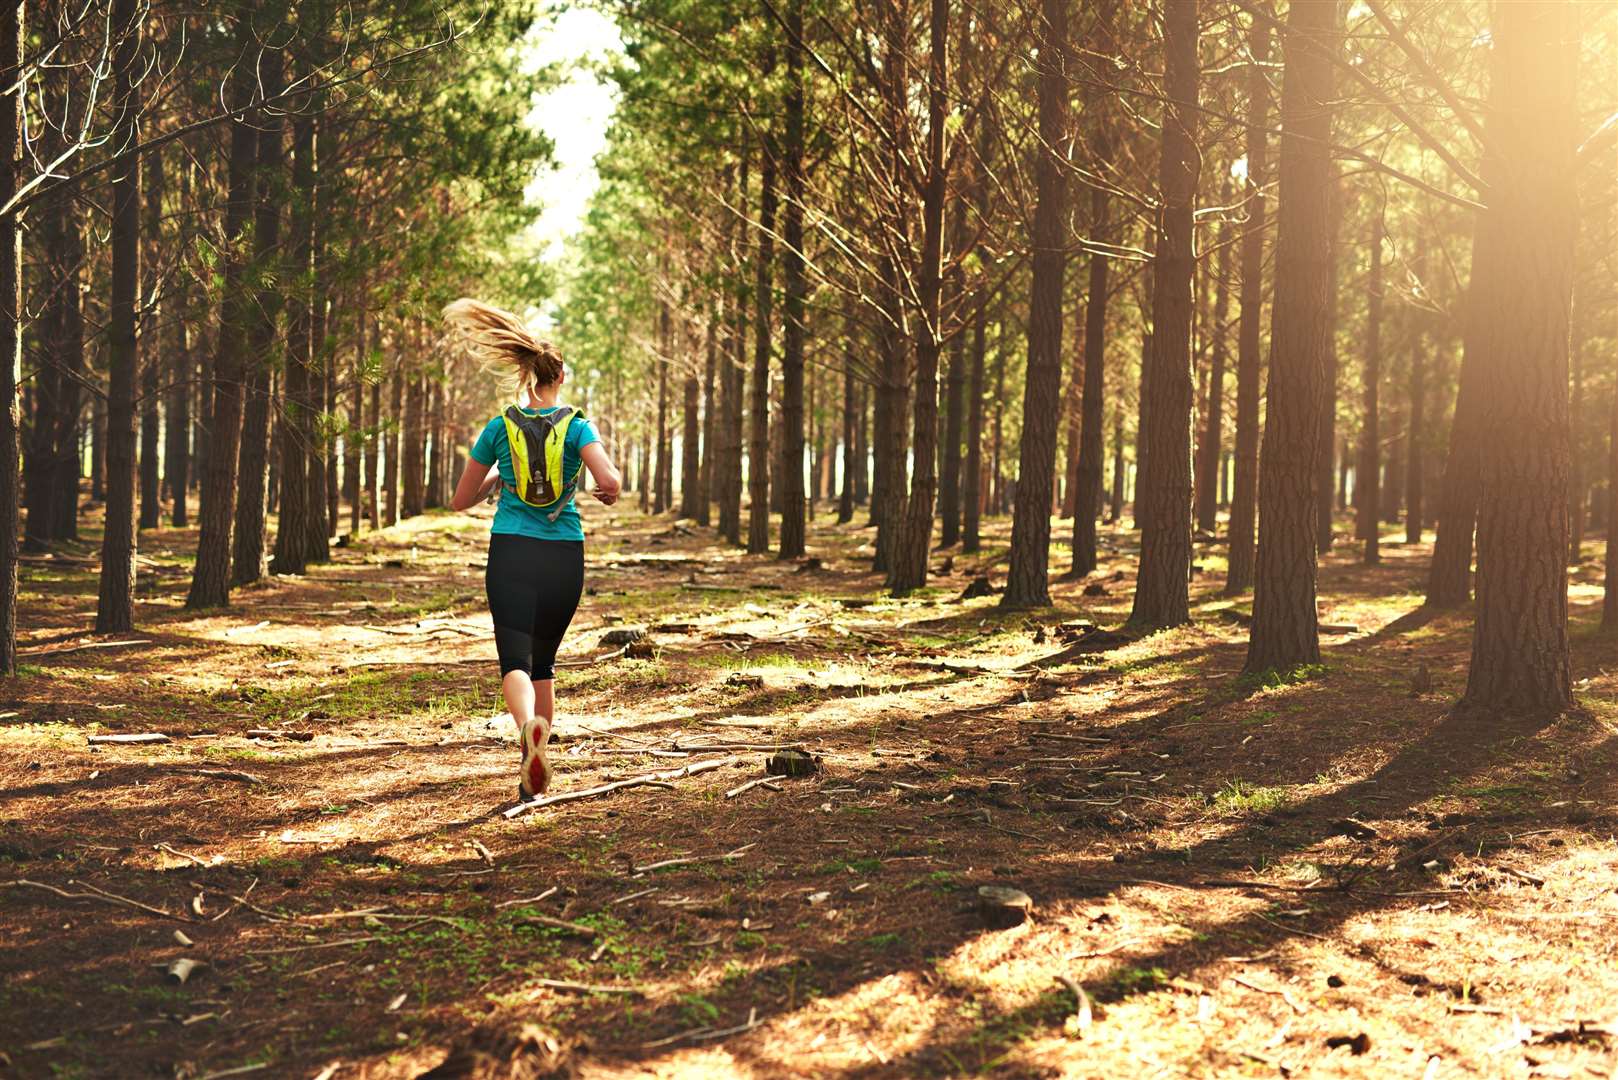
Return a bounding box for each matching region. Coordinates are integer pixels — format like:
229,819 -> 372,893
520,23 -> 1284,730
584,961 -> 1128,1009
4,0 -> 1618,1077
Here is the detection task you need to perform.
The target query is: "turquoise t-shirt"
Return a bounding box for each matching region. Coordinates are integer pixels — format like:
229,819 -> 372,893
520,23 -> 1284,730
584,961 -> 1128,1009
469,406 -> 600,541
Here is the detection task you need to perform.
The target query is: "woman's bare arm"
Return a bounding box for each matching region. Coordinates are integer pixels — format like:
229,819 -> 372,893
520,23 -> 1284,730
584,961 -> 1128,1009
580,442 -> 621,505
451,458 -> 498,512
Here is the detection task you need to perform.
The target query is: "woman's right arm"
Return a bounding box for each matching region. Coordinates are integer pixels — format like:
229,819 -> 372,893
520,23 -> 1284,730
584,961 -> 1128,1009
580,442 -> 621,505
450,458 -> 496,512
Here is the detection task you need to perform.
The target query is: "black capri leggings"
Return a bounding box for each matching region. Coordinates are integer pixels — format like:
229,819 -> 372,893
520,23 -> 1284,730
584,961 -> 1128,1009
485,534 -> 585,679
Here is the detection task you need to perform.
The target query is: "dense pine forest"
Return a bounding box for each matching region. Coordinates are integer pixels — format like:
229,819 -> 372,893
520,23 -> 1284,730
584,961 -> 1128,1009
3,1 -> 1618,1078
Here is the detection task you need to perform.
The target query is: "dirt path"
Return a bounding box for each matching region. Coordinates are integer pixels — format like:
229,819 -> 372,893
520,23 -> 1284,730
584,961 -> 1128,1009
3,505 -> 1616,1079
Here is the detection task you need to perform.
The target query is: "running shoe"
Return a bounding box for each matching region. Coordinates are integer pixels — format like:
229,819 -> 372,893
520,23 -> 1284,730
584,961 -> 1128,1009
517,715 -> 553,800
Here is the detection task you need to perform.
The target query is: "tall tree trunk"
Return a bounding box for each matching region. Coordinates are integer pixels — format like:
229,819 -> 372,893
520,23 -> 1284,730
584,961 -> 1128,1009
1604,380 -> 1618,631
1358,206 -> 1383,563
1224,9 -> 1271,596
96,0 -> 144,633
385,363 -> 401,526
1130,0 -> 1200,628
962,282 -> 988,553
347,319 -> 365,530
403,368 -> 425,518
138,147 -> 163,532
748,134 -> 776,551
1569,295 -> 1586,562
270,108 -> 315,575
232,49 -> 285,588
1001,0 -> 1070,608
1460,0 -> 1575,715
1405,296 -> 1427,545
164,160 -> 192,528
1071,4 -> 1117,575
778,0 -> 808,559
1316,172 -> 1342,554
1244,0 -> 1336,675
25,52 -> 85,552
0,0 -> 20,670
366,367 -> 380,530
187,30 -> 258,609
680,365 -> 700,518
1195,181 -> 1232,536
654,308 -> 670,515
838,320 -> 857,524
698,314 -> 716,526
939,289 -> 966,549
424,376 -> 443,510
1109,411 -> 1126,523
890,0 -> 949,593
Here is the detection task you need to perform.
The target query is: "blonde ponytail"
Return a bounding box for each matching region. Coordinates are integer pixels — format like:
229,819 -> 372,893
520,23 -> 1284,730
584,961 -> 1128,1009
441,297 -> 564,402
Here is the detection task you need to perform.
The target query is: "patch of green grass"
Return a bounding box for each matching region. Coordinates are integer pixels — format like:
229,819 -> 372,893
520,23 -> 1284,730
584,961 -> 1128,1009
1237,662 -> 1328,691
1211,779 -> 1290,813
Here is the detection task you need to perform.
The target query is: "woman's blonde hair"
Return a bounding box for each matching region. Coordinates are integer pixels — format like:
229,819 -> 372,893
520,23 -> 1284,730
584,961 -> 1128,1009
442,297 -> 564,402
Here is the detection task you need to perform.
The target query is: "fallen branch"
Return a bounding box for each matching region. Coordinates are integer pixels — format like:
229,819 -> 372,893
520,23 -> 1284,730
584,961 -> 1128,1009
1232,974 -> 1308,1015
174,767 -> 262,785
529,977 -> 642,996
674,739 -> 809,753
20,638 -> 153,657
87,733 -> 170,745
495,887 -> 559,909
243,935 -> 377,955
554,644 -> 631,667
1029,732 -> 1111,745
2,878 -> 191,922
502,757 -> 740,819
633,843 -> 757,875
518,915 -> 600,937
245,729 -> 314,742
725,776 -> 783,800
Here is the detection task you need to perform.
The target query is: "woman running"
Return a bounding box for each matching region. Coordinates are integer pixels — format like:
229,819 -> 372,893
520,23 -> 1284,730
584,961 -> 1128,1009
446,298 -> 621,800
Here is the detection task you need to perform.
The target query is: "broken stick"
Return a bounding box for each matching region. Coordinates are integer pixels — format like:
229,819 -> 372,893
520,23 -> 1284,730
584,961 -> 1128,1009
502,756 -> 740,819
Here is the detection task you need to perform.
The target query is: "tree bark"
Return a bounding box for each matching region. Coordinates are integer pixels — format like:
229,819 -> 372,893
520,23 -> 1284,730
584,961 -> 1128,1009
270,107 -> 315,575
1358,206 -> 1383,564
366,365 -> 380,530
348,323 -> 366,529
1000,0 -> 1070,608
403,368 -> 425,518
698,314 -> 716,527
680,365 -> 700,518
778,0 -> 807,559
96,0 -> 144,633
231,48 -> 284,589
838,319 -> 857,524
1130,0 -> 1200,628
939,265 -> 965,548
962,281 -> 987,553
1460,0 -> 1575,715
1316,172 -> 1342,554
186,26 -> 258,610
0,0 -> 20,671
889,0 -> 949,593
384,363 -> 401,526
1405,306 -> 1427,544
1244,0 -> 1336,675
1224,10 -> 1271,596
1569,296 -> 1585,562
748,134 -> 776,551
138,147 -> 163,532
1195,181 -> 1233,537
164,160 -> 192,528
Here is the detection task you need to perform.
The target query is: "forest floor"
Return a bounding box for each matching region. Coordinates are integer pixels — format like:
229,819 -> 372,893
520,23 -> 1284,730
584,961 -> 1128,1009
2,499 -> 1617,1080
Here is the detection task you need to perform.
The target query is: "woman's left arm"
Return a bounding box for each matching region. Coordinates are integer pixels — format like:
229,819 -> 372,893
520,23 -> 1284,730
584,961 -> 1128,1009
451,459 -> 498,511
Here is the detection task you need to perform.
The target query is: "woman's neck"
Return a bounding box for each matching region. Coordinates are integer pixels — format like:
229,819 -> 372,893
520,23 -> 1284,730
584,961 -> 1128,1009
524,385 -> 561,409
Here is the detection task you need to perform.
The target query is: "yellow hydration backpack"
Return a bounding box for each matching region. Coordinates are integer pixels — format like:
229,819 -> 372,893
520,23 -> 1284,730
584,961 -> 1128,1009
500,405 -> 584,521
